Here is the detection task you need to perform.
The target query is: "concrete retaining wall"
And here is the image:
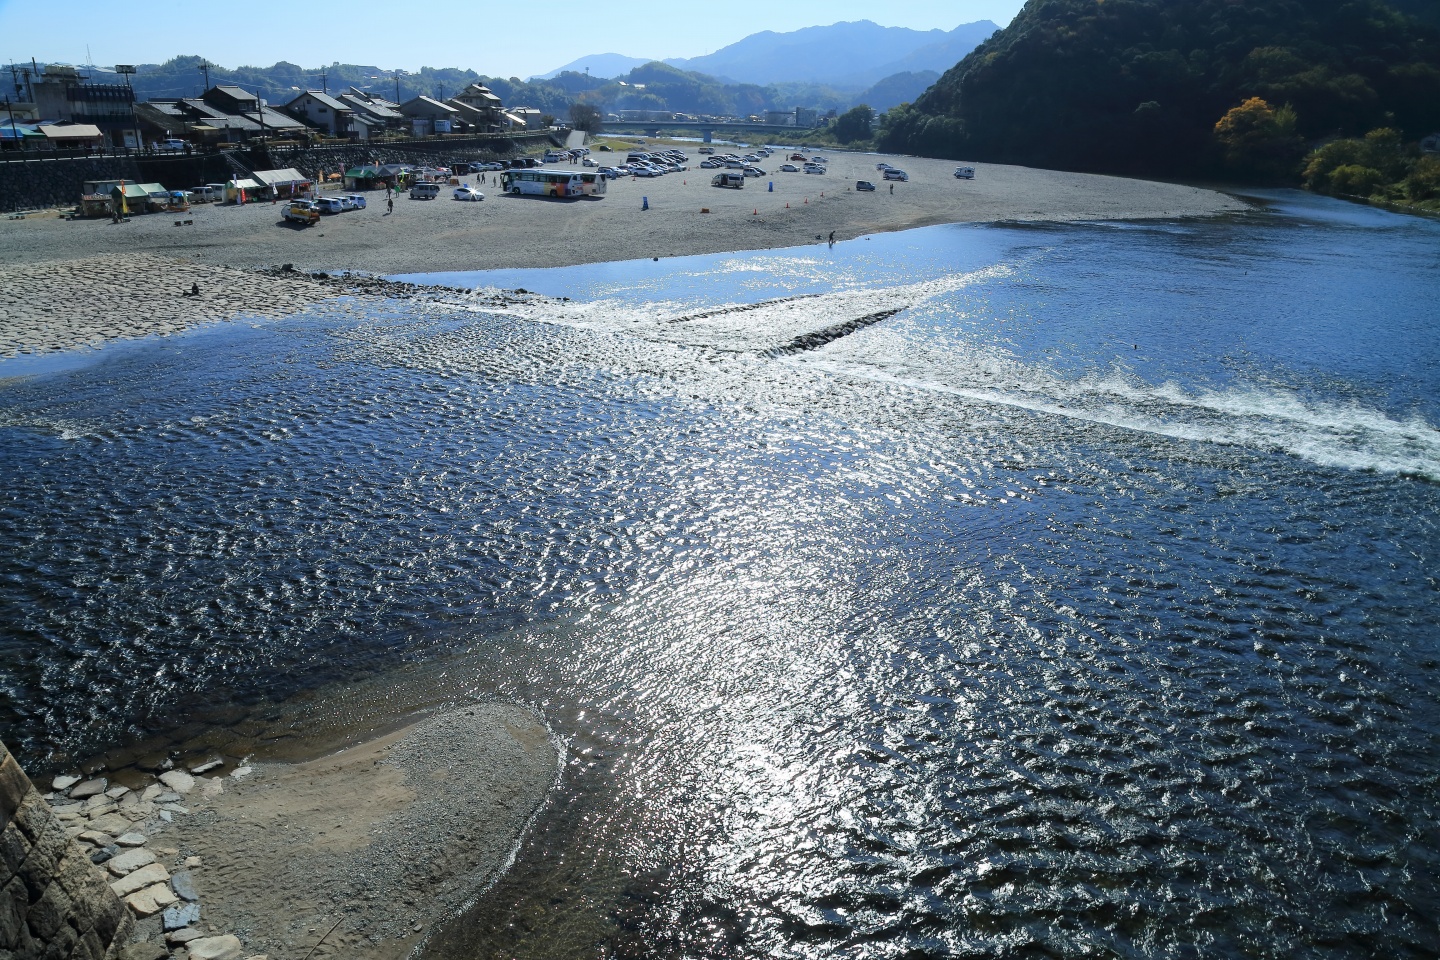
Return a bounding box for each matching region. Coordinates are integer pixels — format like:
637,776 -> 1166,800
0,740 -> 133,960
0,157 -> 140,215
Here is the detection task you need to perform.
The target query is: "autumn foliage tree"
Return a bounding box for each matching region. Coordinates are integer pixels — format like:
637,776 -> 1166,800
1213,97 -> 1306,180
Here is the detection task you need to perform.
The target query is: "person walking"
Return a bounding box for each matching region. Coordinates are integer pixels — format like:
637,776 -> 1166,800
387,196 -> 394,214
828,231 -> 835,248
889,183 -> 894,194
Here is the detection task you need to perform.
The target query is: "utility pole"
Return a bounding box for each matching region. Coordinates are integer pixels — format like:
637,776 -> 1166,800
393,70 -> 402,103
319,67 -> 327,94
197,59 -> 210,93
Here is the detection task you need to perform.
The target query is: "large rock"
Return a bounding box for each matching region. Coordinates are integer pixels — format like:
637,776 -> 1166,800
111,862 -> 170,898
170,870 -> 199,902
114,832 -> 147,847
106,847 -> 157,876
157,771 -> 195,794
199,778 -> 224,799
52,774 -> 81,792
187,934 -> 244,959
87,812 -> 133,836
69,778 -> 107,799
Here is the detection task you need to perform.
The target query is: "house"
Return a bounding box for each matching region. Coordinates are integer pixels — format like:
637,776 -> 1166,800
450,83 -> 505,132
508,108 -> 545,130
284,90 -> 353,138
339,92 -> 406,135
399,96 -> 460,136
38,122 -> 105,150
763,110 -> 796,127
198,86 -> 307,140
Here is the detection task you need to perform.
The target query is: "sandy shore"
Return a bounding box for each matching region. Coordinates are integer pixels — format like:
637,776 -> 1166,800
134,705 -> 557,960
0,150 -> 1247,280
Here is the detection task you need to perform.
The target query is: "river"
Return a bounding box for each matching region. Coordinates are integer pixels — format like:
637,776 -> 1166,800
2,190 -> 1437,957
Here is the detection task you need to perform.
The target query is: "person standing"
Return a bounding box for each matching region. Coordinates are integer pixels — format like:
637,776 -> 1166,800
387,196 -> 394,214
828,231 -> 835,248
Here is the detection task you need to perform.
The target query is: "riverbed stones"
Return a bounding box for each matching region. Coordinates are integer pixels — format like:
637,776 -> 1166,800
170,870 -> 199,902
124,882 -> 177,916
199,778 -> 224,799
114,831 -> 147,847
51,774 -> 80,792
158,770 -> 195,794
190,759 -> 223,775
69,778 -> 107,799
187,934 -> 244,959
140,784 -> 163,802
87,812 -> 133,835
106,847 -> 157,876
111,862 -> 170,898
163,901 -> 201,930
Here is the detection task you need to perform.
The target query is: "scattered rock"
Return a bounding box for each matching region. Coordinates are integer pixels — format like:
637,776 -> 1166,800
79,830 -> 117,846
107,847 -> 158,876
170,870 -> 200,902
184,856 -> 203,868
85,794 -> 117,813
88,812 -> 133,835
199,778 -> 224,799
230,767 -> 253,780
115,831 -> 148,847
161,803 -> 190,815
106,785 -> 132,799
190,759 -> 224,775
112,862 -> 172,898
125,882 -> 178,916
70,777 -> 108,799
187,934 -> 244,960
159,770 -> 196,794
155,791 -> 183,803
90,846 -> 117,865
52,774 -> 81,791
141,784 -> 164,801
163,901 -> 202,930
167,927 -> 207,944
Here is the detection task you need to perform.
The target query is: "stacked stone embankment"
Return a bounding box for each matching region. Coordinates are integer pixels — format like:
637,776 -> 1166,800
0,739 -> 133,959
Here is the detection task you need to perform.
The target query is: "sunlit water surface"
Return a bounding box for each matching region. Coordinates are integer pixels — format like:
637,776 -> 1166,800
2,191 -> 1438,958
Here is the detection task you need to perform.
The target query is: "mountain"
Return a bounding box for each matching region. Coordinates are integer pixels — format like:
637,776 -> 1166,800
532,54 -> 653,81
880,0 -> 1440,178
854,71 -> 941,113
665,20 -> 998,89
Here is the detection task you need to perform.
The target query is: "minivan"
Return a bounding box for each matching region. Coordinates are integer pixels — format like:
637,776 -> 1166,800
711,172 -> 745,189
882,168 -> 909,181
409,182 -> 440,200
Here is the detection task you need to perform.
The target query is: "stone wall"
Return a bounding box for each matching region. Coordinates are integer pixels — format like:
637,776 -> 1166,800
0,740 -> 133,960
0,157 -> 140,215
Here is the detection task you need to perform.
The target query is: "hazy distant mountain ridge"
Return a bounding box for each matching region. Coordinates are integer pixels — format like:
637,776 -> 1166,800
666,20 -> 998,88
533,53 -> 653,81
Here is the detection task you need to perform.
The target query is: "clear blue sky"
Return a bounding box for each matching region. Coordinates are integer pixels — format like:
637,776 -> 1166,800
0,0 -> 1025,81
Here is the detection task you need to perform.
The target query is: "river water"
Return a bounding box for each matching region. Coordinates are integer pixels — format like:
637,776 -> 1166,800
2,191 -> 1438,957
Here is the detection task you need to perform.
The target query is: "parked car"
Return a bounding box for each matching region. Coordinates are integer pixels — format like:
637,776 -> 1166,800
345,194 -> 367,209
882,168 -> 909,181
789,153 -> 807,161
954,166 -> 976,179
856,180 -> 876,192
876,162 -> 892,171
597,144 -> 613,151
453,185 -> 485,201
742,166 -> 765,177
598,166 -> 620,179
282,200 -> 319,224
409,182 -> 440,199
582,157 -> 599,167
779,163 -> 799,172
725,160 -> 745,169
313,196 -> 345,213
633,165 -> 662,177
711,172 -> 745,189
698,146 -> 715,154
700,159 -> 723,169
154,138 -> 188,153
803,164 -> 826,175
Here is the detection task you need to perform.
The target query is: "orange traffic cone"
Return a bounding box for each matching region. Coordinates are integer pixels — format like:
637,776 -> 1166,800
804,198 -> 808,204
753,208 -> 758,215
785,202 -> 790,208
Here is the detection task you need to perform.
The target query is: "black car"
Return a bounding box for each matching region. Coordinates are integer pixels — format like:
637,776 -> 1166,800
856,180 -> 877,192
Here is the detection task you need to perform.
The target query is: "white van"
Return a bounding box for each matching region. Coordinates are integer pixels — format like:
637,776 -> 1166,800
409,181 -> 440,200
711,172 -> 745,189
189,186 -> 216,203
954,166 -> 975,179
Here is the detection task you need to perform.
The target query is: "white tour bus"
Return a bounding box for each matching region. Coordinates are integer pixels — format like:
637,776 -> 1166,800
576,172 -> 608,197
500,168 -> 588,197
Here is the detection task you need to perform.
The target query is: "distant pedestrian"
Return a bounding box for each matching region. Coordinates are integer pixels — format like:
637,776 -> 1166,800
387,196 -> 394,214
828,231 -> 835,248
889,183 -> 893,194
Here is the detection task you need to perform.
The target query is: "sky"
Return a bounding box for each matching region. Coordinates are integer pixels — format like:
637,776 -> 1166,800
0,0 -> 1025,82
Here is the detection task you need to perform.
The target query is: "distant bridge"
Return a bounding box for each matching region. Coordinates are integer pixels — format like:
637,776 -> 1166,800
599,120 -> 812,142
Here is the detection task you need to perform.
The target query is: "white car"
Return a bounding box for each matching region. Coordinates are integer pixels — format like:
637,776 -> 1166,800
876,162 -> 892,171
779,163 -> 799,172
803,164 -> 826,175
633,165 -> 662,177
312,196 -> 344,214
882,168 -> 909,181
453,186 -> 485,201
742,166 -> 765,177
582,157 -> 599,167
339,194 -> 366,210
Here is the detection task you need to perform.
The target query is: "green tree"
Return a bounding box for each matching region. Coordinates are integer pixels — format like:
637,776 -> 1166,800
833,104 -> 874,143
1213,97 -> 1305,180
569,101 -> 603,133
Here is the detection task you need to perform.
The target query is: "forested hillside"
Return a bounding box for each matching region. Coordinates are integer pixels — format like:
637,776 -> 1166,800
879,0 -> 1440,178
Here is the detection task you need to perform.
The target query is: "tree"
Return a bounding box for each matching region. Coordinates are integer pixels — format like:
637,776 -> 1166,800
570,101 -> 603,133
1213,97 -> 1305,180
833,104 -> 874,144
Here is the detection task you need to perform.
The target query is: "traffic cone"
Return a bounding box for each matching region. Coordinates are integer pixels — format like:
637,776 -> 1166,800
785,202 -> 789,208
804,198 -> 808,204
820,192 -> 824,197
753,208 -> 758,215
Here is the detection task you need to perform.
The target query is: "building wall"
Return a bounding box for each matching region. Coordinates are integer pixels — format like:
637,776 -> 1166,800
0,739 -> 134,959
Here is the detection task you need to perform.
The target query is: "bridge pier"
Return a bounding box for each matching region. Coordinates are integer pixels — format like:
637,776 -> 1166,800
702,129 -> 713,143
